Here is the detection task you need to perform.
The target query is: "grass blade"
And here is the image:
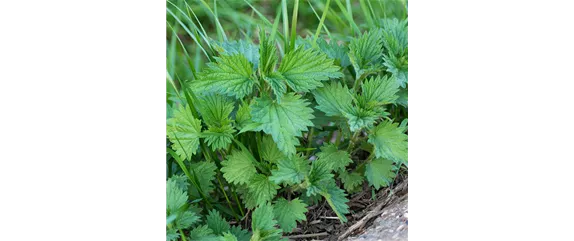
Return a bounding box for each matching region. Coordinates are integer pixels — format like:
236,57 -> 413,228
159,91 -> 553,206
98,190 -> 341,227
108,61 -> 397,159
282,0 -> 290,53
359,0 -> 375,29
366,0 -> 379,26
167,147 -> 213,209
184,1 -> 211,47
289,0 -> 300,53
269,4 -> 282,42
197,0 -> 227,42
213,0 -> 227,41
308,0 -> 332,40
166,7 -> 210,59
334,0 -> 360,35
312,0 -> 332,45
166,22 -> 197,80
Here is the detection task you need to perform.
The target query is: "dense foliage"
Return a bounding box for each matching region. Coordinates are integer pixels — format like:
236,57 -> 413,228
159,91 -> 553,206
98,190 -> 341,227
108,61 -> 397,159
167,1 -> 407,240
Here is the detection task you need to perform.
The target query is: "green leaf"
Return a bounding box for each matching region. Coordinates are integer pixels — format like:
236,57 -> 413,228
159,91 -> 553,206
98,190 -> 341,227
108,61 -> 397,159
170,174 -> 189,192
166,178 -> 189,213
365,158 -> 397,190
221,232 -> 239,241
229,226 -> 251,241
260,134 -> 285,163
315,144 -> 353,172
294,36 -> 313,49
344,107 -> 380,132
368,120 -> 408,166
197,94 -> 235,127
269,156 -> 310,185
320,181 -> 350,223
383,53 -> 408,88
248,174 -> 280,205
263,72 -> 287,103
251,203 -> 277,230
338,170 -> 364,192
202,124 -> 235,151
188,161 -> 217,197
396,87 -> 408,107
316,38 -> 351,68
273,198 -> 308,233
176,210 -> 200,230
188,225 -> 218,241
238,186 -> 258,209
313,82 -> 353,117
251,203 -> 282,240
380,19 -> 408,57
312,107 -> 347,128
235,102 -> 253,129
380,19 -> 408,87
250,93 -> 314,156
299,192 -> 323,207
259,31 -> 278,76
305,160 -> 334,197
167,178 -> 200,230
166,105 -> 202,160
239,122 -> 261,134
213,39 -> 259,69
166,229 -> 179,241
191,54 -> 256,99
349,30 -> 383,77
206,209 -> 230,235
278,46 -> 343,92
361,75 -> 400,105
250,228 -> 282,241
221,149 -> 258,185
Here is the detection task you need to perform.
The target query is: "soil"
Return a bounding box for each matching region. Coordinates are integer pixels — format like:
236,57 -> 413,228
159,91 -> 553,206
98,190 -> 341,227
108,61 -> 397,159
284,175 -> 408,241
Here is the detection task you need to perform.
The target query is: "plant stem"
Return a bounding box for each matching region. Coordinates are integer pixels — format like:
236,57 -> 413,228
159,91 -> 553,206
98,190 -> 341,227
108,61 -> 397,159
167,155 -> 173,178
215,149 -> 243,220
306,128 -> 315,156
230,184 -> 245,217
352,70 -> 378,92
327,130 -> 335,144
167,148 -> 213,209
347,131 -> 361,153
179,229 -> 187,241
216,174 -> 240,221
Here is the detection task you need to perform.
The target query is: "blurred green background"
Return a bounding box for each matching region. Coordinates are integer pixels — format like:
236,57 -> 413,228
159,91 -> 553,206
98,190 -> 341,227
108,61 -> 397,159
166,0 -> 408,116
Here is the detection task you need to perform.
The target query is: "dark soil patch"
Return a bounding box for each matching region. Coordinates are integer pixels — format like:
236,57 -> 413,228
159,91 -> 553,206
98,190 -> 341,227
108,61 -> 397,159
284,174 -> 408,240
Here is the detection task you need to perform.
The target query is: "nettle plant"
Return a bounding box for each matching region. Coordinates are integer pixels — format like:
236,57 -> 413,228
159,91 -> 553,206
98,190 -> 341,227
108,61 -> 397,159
166,19 -> 407,241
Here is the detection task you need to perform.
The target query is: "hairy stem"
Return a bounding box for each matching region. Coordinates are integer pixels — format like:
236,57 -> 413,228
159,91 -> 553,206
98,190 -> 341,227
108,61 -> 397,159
213,149 -> 241,221
216,174 -> 240,221
306,128 -> 315,156
179,229 -> 187,241
230,184 -> 245,217
346,130 -> 361,153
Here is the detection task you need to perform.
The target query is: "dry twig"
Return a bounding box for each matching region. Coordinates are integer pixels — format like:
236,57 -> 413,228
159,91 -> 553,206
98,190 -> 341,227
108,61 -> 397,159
285,232 -> 329,239
337,179 -> 408,240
